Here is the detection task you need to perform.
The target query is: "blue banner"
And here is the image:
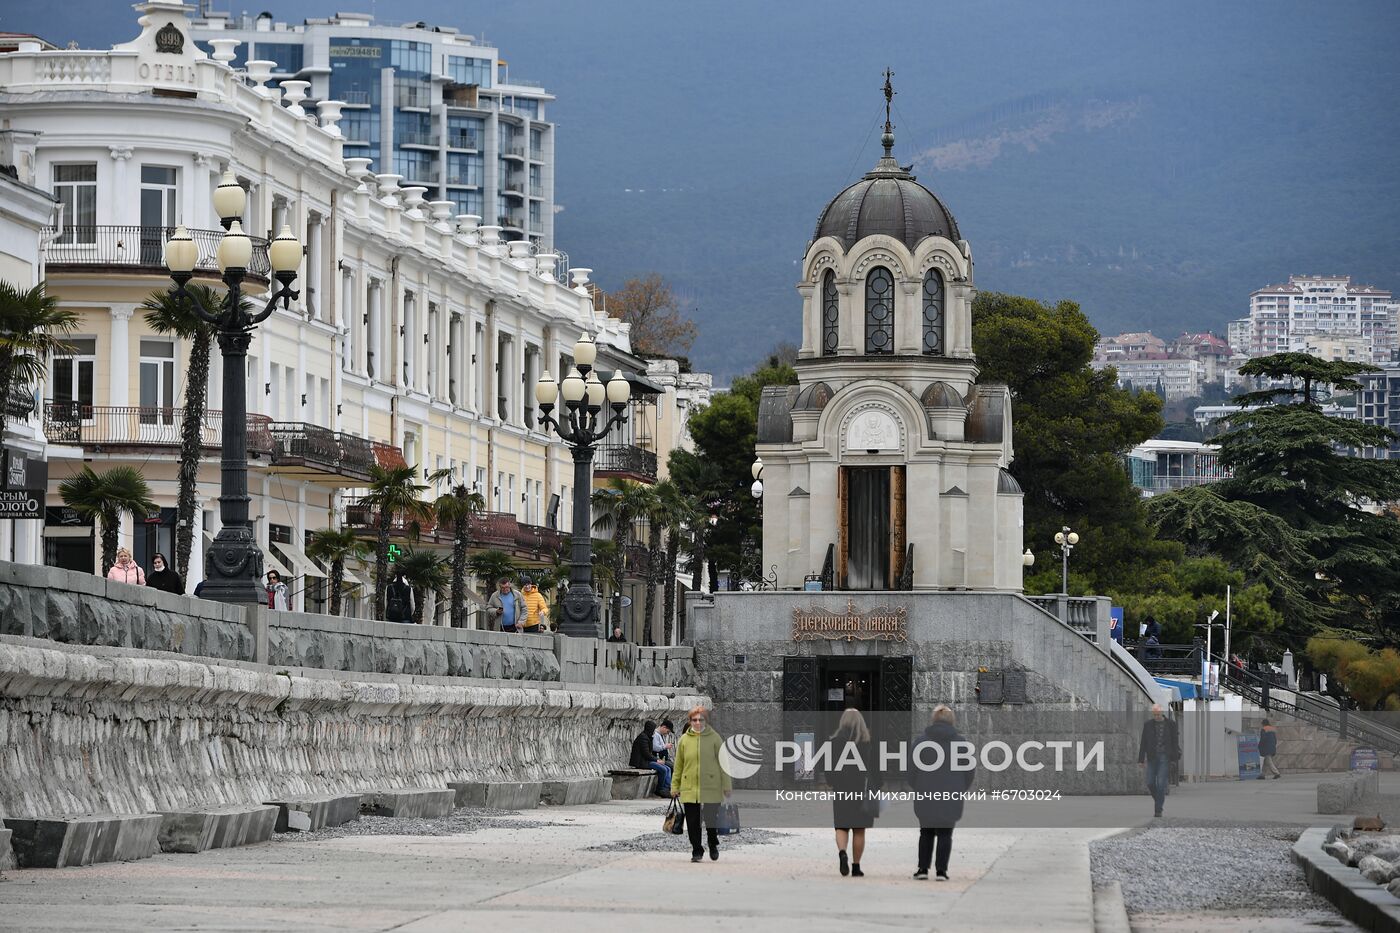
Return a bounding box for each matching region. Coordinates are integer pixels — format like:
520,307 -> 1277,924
1237,733 -> 1261,780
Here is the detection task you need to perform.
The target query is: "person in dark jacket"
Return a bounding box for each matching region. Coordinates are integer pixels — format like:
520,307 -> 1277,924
909,705 -> 975,880
385,571 -> 414,623
1259,719 -> 1281,779
823,708 -> 880,877
630,720 -> 671,796
145,553 -> 184,596
1139,704 -> 1180,817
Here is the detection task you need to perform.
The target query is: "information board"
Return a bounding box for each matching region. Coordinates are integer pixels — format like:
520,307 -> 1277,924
1237,733 -> 1261,780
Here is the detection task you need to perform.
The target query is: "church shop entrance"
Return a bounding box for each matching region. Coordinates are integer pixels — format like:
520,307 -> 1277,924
838,465 -> 906,590
781,655 -> 912,783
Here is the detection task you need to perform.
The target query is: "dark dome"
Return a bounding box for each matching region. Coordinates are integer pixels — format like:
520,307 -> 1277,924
813,155 -> 960,252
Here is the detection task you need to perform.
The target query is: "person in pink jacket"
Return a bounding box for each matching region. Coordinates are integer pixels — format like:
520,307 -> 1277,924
106,547 -> 145,586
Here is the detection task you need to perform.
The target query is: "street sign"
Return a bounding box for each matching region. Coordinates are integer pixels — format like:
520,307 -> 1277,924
387,544 -> 402,563
1237,733 -> 1261,780
0,489 -> 43,520
1351,747 -> 1380,771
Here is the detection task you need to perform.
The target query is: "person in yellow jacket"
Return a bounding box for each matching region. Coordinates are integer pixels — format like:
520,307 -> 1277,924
518,577 -> 550,633
670,704 -> 732,862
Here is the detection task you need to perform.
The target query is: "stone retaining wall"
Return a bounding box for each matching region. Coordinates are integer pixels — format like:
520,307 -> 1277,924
0,561 -> 693,687
0,634 -> 705,823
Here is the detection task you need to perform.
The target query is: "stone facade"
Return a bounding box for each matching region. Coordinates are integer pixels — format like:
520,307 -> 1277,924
688,591 -> 1156,793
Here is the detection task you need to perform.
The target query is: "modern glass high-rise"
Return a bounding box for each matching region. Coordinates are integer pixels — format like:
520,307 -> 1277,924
192,9 -> 555,249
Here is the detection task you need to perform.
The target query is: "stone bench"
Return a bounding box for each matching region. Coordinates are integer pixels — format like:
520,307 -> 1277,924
359,788 -> 455,819
448,781 -> 542,810
3,813 -> 162,868
158,804 -> 280,854
608,768 -> 658,800
264,795 -> 362,833
1318,770 -> 1381,814
541,777 -> 613,806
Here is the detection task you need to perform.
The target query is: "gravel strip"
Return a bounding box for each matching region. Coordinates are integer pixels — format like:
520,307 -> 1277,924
588,829 -> 788,852
1090,823 -> 1334,914
271,807 -> 556,842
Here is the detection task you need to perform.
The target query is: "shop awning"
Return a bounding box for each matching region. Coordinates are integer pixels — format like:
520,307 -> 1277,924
275,542 -> 327,579
1154,677 -> 1199,700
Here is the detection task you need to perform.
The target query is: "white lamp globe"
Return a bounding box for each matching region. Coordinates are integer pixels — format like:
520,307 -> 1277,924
573,332 -> 597,368
535,370 -> 558,405
751,479 -> 763,499
606,371 -> 630,404
1068,532 -> 1080,546
584,370 -> 605,407
212,171 -> 247,222
268,224 -> 302,274
164,225 -> 198,273
560,368 -> 585,403
751,457 -> 764,480
1022,549 -> 1035,568
216,220 -> 252,272
1054,532 -> 1066,546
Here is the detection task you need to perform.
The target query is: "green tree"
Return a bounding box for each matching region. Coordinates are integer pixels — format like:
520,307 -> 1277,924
306,527 -> 369,616
0,280 -> 77,441
1111,556 -> 1282,651
58,466 -> 157,574
396,547 -> 449,625
431,477 -> 485,628
653,479 -> 699,645
468,549 -> 516,595
141,284 -> 251,582
1151,353 -> 1400,638
971,292 -> 1177,592
592,478 -> 658,638
360,464 -> 432,618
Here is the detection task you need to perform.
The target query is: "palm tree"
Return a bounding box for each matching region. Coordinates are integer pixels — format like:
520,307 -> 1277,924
58,466 -> 157,575
468,548 -> 516,595
431,474 -> 485,628
0,280 -> 78,441
397,547 -> 450,624
306,526 -> 369,616
141,284 -> 251,582
591,478 -> 657,635
653,480 -> 699,645
360,464 -> 432,618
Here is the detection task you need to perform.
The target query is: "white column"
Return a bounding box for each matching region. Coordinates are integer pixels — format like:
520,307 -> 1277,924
308,215 -> 324,321
108,147 -> 132,225
367,279 -> 382,380
109,305 -> 135,407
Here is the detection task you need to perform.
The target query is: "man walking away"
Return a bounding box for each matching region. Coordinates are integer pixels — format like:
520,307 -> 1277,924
910,705 -> 975,881
1139,704 -> 1180,817
1259,719 -> 1281,779
487,577 -> 518,632
631,720 -> 671,796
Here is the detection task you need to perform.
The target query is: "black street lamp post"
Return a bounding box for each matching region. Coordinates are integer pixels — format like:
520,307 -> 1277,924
534,332 -> 632,637
164,171 -> 302,604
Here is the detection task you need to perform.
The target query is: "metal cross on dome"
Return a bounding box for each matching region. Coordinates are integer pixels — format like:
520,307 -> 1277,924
882,68 -> 896,157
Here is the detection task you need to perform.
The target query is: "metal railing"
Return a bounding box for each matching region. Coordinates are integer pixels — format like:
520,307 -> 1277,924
268,422 -> 378,482
447,132 -> 479,150
343,499 -> 562,557
42,402 -> 272,454
340,90 -> 371,106
593,444 -> 658,482
394,85 -> 432,108
373,441 -> 407,470
1220,662 -> 1400,757
497,215 -> 524,230
529,148 -> 544,161
45,225 -> 271,280
502,145 -> 527,159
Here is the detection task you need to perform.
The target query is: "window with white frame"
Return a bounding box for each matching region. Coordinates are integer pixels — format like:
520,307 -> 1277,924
53,164 -> 97,244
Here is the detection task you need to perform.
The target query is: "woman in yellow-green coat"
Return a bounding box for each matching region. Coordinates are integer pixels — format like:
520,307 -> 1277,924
670,704 -> 732,862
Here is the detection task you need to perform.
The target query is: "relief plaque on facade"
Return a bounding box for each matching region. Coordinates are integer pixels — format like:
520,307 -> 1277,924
155,23 -> 185,54
791,600 -> 908,642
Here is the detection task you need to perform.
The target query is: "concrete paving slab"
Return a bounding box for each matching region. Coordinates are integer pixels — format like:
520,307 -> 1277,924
359,788 -> 455,818
264,795 -> 361,833
157,805 -> 280,853
3,813 -> 160,868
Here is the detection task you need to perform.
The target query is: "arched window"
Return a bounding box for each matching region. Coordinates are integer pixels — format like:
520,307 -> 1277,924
864,266 -> 894,354
922,269 -> 945,356
821,269 -> 839,356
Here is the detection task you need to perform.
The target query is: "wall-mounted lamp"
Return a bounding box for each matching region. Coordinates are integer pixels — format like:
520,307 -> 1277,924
300,393 -> 307,406
399,325 -> 406,337
423,333 -> 429,344
336,403 -> 342,416
264,382 -> 271,395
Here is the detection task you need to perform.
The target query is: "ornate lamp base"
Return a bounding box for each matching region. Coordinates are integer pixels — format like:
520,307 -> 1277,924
557,583 -> 601,638
202,526 -> 267,605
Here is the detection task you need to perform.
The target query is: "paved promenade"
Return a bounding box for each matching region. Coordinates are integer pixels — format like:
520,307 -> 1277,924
0,774 -> 1375,933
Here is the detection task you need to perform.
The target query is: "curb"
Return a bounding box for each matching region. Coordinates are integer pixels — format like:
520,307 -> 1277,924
1293,826 -> 1400,933
1093,880 -> 1130,933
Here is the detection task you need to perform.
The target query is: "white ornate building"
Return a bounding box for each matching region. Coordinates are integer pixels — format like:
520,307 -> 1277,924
755,107 -> 1023,592
0,3 -> 708,626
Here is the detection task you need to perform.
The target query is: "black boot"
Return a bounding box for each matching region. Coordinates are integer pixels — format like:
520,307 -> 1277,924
851,862 -> 864,877
708,829 -> 719,861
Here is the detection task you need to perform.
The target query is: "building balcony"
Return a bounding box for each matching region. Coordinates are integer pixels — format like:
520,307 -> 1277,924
268,422 -> 382,486
42,402 -> 272,456
497,215 -> 525,232
394,86 -> 432,109
502,145 -> 527,161
340,90 -> 372,106
529,148 -> 545,161
44,226 -> 271,284
594,444 -> 658,483
398,132 -> 439,148
447,132 -> 479,150
622,542 -> 651,580
373,441 -> 408,470
502,180 -> 527,198
342,499 -> 562,562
